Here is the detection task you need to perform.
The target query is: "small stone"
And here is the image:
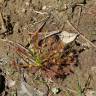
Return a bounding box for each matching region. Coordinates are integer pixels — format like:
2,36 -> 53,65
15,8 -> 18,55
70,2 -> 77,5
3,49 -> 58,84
25,2 -> 29,6
21,8 -> 26,13
42,6 -> 47,10
51,87 -> 61,94
85,89 -> 96,96
7,79 -> 16,88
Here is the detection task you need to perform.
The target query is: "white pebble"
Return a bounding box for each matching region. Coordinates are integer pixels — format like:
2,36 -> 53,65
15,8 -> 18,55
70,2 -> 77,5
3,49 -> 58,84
42,6 -> 47,10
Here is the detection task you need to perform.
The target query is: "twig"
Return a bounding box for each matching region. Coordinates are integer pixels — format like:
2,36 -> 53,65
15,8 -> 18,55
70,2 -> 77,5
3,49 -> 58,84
67,20 -> 96,48
77,6 -> 82,27
64,87 -> 77,94
40,25 -> 64,41
0,12 -> 6,33
36,16 -> 50,33
33,9 -> 48,15
82,74 -> 92,93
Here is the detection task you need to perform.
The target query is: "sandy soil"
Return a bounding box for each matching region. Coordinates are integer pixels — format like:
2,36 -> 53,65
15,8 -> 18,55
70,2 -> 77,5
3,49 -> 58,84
0,0 -> 96,96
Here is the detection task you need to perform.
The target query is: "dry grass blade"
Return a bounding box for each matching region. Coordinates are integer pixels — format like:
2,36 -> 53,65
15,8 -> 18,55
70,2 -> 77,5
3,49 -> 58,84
65,87 -> 77,94
0,12 -> 6,34
41,30 -> 60,40
67,20 -> 96,49
82,74 -> 92,94
0,38 -> 40,67
40,25 -> 64,41
32,9 -> 48,15
35,15 -> 50,33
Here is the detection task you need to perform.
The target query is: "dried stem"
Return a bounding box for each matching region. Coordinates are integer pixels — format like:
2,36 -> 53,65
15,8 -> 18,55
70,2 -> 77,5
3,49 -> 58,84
0,12 -> 6,33
67,20 -> 96,48
0,38 -> 38,66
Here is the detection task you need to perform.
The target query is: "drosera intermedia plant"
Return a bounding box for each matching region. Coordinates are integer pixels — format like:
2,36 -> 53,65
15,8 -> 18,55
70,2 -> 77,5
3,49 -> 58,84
0,28 -> 79,79
28,48 -> 42,67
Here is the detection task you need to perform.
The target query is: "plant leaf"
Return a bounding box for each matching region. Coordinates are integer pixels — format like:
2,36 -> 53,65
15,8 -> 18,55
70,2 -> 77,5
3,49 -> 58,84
58,31 -> 79,44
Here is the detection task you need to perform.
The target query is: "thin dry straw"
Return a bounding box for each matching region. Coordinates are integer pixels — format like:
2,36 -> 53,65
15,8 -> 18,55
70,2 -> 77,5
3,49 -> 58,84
67,20 -> 96,49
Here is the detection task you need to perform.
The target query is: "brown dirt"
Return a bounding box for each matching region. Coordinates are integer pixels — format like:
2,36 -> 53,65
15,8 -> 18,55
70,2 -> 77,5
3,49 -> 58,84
0,0 -> 96,96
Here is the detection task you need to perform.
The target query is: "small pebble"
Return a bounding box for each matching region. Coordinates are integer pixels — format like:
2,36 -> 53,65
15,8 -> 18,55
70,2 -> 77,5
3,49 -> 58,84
51,87 -> 61,94
42,6 -> 47,10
